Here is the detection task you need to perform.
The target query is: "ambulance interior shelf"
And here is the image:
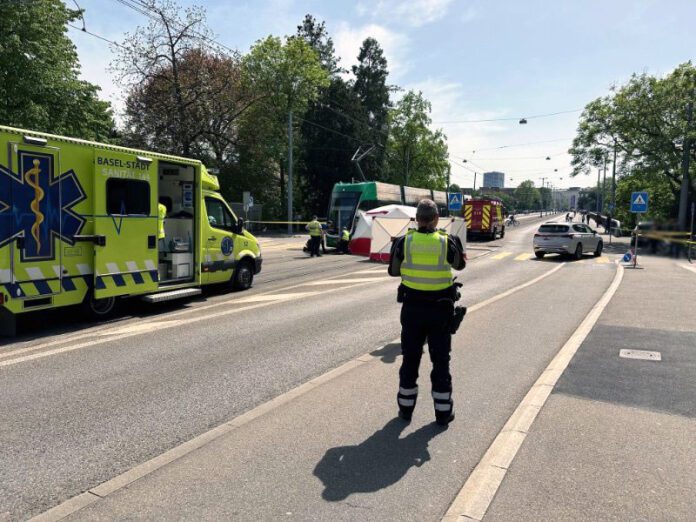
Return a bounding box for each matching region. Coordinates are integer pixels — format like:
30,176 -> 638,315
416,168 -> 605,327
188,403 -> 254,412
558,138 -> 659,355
158,162 -> 195,284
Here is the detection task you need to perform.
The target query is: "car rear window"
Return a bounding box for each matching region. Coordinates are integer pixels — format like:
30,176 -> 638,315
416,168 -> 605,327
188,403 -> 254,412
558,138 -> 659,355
538,224 -> 569,233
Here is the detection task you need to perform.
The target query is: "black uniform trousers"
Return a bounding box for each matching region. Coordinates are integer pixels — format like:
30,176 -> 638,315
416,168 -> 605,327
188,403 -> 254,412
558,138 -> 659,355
309,236 -> 321,256
398,299 -> 454,420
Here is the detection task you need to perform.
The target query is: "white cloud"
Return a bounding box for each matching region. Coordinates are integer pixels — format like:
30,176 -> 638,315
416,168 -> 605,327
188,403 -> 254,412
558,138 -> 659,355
357,0 -> 456,28
334,22 -> 410,80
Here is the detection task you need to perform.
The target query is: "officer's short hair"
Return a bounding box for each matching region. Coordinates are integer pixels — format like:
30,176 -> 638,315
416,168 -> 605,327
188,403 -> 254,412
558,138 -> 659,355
416,199 -> 439,222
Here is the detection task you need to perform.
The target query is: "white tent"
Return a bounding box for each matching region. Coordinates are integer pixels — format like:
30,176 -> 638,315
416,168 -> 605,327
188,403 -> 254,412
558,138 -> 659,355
347,210 -> 372,256
349,205 -> 416,256
370,215 -> 467,263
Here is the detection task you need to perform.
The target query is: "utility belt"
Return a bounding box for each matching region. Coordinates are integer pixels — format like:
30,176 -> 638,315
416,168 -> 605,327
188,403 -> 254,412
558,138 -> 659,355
397,282 -> 467,334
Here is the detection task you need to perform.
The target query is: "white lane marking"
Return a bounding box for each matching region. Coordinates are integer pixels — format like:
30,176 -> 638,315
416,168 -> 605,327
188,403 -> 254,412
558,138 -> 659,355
678,263 -> 696,275
0,266 -> 386,361
0,279 -> 392,369
30,263 -> 567,522
353,268 -> 389,274
305,277 -> 392,285
467,263 -> 565,314
26,267 -> 45,280
442,263 -> 624,522
232,292 -> 321,303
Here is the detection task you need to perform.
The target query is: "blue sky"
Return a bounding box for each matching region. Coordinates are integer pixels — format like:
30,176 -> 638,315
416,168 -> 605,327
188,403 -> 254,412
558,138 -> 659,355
69,0 -> 696,189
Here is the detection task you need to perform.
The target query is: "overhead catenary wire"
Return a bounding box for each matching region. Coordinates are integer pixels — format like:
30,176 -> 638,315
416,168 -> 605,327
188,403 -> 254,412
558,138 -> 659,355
113,0 -> 240,57
432,109 -> 581,124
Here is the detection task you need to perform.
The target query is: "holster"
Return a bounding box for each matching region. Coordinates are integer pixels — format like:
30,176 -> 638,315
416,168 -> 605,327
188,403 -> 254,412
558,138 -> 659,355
449,306 -> 467,334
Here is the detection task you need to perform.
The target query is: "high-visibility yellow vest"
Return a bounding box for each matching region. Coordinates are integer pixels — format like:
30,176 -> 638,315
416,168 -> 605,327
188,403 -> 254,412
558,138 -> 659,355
307,220 -> 322,237
401,230 -> 452,291
342,229 -> 350,241
158,203 -> 167,239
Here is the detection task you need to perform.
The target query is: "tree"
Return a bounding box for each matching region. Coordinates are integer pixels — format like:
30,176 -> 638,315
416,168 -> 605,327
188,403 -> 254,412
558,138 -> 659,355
123,48 -> 253,163
352,38 -> 391,180
240,35 -> 329,215
296,15 -> 342,75
385,90 -> 449,189
514,180 -> 540,210
297,78 -> 366,215
570,62 -> 696,227
295,15 -> 366,215
115,0 -> 233,157
0,0 -> 114,140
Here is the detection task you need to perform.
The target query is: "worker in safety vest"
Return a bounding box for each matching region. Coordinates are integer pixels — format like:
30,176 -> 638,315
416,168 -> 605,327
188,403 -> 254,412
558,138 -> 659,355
388,199 -> 466,426
338,226 -> 350,254
157,202 -> 168,252
305,215 -> 323,257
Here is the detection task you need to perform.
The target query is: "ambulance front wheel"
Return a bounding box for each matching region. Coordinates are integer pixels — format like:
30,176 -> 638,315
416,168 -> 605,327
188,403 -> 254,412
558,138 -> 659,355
232,259 -> 254,291
82,291 -> 117,320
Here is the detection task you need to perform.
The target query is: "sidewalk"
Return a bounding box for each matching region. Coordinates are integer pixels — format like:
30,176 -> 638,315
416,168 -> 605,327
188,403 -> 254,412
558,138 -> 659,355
485,255 -> 696,521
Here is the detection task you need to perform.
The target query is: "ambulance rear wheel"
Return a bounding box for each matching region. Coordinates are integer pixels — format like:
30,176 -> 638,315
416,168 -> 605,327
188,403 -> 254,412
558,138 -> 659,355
83,292 -> 117,320
232,260 -> 254,291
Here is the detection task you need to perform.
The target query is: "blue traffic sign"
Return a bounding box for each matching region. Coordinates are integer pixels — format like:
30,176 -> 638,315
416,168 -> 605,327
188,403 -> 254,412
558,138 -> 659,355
630,191 -> 648,213
448,192 -> 463,211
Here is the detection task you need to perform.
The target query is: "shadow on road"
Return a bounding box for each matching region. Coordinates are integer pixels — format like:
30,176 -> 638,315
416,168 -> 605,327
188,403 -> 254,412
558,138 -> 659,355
313,417 -> 445,501
370,342 -> 401,364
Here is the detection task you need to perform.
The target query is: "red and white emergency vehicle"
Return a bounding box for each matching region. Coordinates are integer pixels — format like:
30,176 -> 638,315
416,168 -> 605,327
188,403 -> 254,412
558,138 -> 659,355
463,198 -> 506,240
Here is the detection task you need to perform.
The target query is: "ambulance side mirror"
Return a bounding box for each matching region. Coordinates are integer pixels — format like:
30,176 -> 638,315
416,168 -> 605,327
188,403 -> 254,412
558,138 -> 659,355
232,218 -> 244,234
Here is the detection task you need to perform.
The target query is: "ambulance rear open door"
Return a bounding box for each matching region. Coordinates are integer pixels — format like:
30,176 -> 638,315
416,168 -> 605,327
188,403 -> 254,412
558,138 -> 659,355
93,151 -> 159,298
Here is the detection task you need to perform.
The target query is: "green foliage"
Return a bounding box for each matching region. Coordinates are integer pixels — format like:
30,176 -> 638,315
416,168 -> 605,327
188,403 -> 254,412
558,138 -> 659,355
570,62 -> 696,223
514,180 -> 541,210
0,0 -> 114,139
296,15 -> 343,76
244,35 -> 329,115
385,90 -> 449,189
352,37 -> 391,181
237,35 -> 329,217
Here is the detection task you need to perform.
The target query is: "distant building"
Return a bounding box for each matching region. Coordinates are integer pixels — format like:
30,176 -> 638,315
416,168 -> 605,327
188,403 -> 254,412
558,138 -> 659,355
483,171 -> 505,189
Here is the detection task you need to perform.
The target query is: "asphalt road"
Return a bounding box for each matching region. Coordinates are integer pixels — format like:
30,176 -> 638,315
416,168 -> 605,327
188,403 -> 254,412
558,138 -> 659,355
0,212 -> 615,520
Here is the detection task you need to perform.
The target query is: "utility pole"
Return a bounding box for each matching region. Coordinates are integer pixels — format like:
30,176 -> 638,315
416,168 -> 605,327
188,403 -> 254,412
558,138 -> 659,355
596,167 -> 601,213
539,177 -> 546,217
287,109 -> 293,235
678,98 -> 694,230
608,138 -> 617,245
473,172 -> 477,193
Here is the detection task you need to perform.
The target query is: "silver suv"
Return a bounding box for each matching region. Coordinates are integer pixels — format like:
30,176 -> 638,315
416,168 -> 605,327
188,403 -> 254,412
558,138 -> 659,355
533,222 -> 603,259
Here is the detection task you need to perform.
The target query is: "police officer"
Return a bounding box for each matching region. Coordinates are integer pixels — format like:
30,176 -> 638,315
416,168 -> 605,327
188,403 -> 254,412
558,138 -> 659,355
338,226 -> 350,254
157,201 -> 168,252
306,215 -> 323,257
388,199 -> 465,426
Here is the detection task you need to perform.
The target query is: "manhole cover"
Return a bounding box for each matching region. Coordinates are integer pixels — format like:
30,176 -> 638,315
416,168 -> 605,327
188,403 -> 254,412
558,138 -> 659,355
619,349 -> 662,361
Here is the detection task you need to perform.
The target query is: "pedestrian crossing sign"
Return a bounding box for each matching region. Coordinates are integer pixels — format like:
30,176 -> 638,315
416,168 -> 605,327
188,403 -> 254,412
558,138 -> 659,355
630,192 -> 648,213
448,192 -> 463,211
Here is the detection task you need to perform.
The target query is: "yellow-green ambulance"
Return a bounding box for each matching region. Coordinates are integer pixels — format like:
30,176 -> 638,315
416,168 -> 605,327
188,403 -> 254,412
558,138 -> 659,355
0,126 -> 262,335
